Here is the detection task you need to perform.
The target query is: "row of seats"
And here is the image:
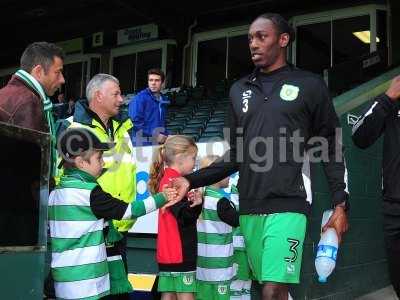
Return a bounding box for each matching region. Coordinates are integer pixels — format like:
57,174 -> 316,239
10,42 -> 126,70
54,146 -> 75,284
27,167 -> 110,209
120,90 -> 231,142
166,98 -> 229,142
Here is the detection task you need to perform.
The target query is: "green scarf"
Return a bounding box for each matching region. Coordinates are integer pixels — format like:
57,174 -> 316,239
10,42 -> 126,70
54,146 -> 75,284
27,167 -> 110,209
105,222 -> 133,295
14,69 -> 57,176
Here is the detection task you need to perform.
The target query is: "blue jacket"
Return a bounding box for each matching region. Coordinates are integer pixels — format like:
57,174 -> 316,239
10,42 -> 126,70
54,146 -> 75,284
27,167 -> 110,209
128,88 -> 169,146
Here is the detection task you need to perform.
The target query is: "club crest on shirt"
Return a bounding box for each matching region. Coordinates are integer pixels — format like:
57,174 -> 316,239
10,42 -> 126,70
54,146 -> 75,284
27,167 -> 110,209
280,84 -> 299,101
182,274 -> 194,285
218,284 -> 228,295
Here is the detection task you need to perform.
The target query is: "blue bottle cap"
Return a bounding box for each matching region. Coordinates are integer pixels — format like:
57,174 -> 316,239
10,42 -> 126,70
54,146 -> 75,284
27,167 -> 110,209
318,276 -> 327,283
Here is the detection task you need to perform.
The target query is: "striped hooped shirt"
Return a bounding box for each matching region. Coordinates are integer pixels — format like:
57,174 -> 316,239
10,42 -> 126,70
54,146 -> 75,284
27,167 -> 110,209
197,186 -> 235,283
49,168 -> 166,299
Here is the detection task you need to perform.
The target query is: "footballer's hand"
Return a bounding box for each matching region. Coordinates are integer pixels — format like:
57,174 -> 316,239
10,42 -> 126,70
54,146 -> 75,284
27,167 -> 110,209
171,177 -> 190,201
322,205 -> 349,244
161,184 -> 179,209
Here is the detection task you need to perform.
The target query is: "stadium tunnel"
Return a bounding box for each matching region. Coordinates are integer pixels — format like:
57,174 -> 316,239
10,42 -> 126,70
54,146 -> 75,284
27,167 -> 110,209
0,0 -> 400,299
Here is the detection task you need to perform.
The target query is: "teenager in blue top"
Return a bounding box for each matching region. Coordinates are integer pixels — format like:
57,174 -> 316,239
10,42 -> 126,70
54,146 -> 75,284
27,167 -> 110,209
128,68 -> 170,146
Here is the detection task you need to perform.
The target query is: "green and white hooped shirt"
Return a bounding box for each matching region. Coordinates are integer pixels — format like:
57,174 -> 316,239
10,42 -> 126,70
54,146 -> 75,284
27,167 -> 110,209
197,186 -> 234,283
49,168 -> 167,299
49,170 -> 110,300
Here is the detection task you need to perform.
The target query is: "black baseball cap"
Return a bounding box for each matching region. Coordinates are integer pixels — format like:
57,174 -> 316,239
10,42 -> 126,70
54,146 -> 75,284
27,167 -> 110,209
57,128 -> 115,168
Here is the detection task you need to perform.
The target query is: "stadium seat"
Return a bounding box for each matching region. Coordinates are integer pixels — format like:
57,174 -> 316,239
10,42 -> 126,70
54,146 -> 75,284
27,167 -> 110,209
167,120 -> 184,127
213,110 -> 227,116
167,127 -> 181,135
199,132 -> 225,140
185,123 -> 204,131
193,111 -> 210,118
182,128 -> 201,135
198,136 -> 223,143
204,125 -> 223,133
186,119 -> 204,125
207,121 -> 225,128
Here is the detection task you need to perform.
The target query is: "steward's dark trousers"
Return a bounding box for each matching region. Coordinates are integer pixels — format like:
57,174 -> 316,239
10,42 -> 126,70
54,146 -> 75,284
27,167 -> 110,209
384,214 -> 400,297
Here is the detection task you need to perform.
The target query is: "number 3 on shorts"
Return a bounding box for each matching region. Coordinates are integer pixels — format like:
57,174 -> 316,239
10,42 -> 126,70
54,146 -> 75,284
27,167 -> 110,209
285,238 -> 300,263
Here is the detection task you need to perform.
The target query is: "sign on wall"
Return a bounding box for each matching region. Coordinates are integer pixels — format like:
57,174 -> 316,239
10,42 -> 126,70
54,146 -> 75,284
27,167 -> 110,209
130,141 -> 238,234
57,38 -> 83,54
92,32 -> 104,47
117,23 -> 158,46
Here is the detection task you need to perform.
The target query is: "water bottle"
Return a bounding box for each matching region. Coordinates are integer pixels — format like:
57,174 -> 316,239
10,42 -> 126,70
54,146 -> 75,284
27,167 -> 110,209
315,210 -> 338,283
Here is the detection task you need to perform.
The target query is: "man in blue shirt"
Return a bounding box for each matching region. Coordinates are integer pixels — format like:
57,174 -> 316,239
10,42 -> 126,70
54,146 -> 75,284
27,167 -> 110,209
128,68 -> 169,146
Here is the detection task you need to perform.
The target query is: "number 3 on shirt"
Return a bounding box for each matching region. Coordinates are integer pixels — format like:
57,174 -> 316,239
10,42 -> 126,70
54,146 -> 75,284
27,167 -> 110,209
242,90 -> 252,113
242,99 -> 249,113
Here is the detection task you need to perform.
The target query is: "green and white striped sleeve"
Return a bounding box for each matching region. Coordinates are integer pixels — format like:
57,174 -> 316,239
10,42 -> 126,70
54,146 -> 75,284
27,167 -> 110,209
122,193 -> 167,219
90,186 -> 167,220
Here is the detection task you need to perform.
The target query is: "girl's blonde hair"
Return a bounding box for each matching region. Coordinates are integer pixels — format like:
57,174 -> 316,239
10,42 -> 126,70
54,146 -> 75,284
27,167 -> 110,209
148,135 -> 197,194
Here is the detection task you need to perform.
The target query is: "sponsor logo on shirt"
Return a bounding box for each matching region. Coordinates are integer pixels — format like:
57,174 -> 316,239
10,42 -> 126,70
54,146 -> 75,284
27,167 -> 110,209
287,263 -> 296,274
347,113 -> 360,126
280,84 -> 299,101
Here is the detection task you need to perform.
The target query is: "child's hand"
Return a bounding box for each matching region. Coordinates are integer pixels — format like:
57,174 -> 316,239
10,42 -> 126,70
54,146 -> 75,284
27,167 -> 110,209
161,184 -> 180,209
188,189 -> 203,207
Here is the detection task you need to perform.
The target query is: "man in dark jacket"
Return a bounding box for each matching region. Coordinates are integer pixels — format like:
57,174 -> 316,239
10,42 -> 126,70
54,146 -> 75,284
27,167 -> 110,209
172,13 -> 349,300
0,42 -> 65,299
352,75 -> 400,296
128,68 -> 169,146
0,41 -> 65,132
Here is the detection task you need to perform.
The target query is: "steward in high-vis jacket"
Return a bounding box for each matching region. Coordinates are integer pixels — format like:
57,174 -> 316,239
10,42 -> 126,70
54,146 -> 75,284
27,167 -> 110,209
59,99 -> 137,232
57,74 -> 137,270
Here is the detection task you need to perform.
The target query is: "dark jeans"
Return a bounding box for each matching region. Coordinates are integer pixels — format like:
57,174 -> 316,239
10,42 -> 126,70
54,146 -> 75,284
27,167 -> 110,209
384,214 -> 400,297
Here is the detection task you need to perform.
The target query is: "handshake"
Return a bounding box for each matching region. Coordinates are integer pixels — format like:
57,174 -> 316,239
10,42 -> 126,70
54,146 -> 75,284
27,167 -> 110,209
160,177 -> 202,209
